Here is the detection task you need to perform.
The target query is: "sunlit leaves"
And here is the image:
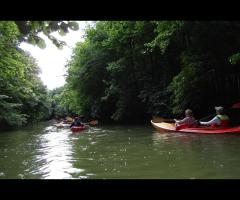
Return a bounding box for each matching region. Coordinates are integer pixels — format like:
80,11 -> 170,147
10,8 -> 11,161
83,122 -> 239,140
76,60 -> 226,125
68,22 -> 79,31
58,29 -> 66,36
15,21 -> 79,49
0,21 -> 52,128
145,21 -> 184,53
36,37 -> 46,49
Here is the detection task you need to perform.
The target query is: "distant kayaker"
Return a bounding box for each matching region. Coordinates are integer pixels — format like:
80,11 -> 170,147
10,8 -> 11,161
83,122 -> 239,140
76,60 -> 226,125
200,106 -> 230,127
70,116 -> 84,128
174,109 -> 198,130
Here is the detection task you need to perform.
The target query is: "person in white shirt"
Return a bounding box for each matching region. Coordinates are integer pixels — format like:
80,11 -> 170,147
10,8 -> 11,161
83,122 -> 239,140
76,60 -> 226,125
200,106 -> 230,127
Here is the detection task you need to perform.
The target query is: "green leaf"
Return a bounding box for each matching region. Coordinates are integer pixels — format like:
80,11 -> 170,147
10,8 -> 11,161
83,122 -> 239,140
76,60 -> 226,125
229,53 -> 240,65
28,36 -> 37,45
68,22 -> 79,31
37,38 -> 46,49
58,29 -> 66,36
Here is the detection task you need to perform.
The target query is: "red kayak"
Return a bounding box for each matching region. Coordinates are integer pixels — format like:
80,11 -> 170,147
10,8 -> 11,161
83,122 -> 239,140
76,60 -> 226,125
71,125 -> 87,133
151,120 -> 240,134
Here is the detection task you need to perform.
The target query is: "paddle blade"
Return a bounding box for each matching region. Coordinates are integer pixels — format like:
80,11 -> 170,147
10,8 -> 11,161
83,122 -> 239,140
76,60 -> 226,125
54,123 -> 63,128
88,120 -> 98,125
152,117 -> 174,123
232,102 -> 240,109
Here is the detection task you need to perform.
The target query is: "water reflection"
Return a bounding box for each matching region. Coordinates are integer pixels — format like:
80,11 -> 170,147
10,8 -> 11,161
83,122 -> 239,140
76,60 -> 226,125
33,126 -> 84,179
2,122 -> 240,179
151,130 -> 240,178
152,131 -> 199,146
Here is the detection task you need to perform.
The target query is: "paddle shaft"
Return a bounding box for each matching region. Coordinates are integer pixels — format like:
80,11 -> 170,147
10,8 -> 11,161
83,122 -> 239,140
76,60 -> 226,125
163,114 -> 215,123
199,103 -> 239,121
199,113 -> 215,121
154,101 -> 239,123
85,120 -> 98,125
197,102 -> 240,122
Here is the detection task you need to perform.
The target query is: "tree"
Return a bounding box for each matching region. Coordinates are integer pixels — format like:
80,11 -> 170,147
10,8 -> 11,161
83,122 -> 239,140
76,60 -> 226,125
63,21 -> 240,123
15,21 -> 79,49
0,21 -> 52,128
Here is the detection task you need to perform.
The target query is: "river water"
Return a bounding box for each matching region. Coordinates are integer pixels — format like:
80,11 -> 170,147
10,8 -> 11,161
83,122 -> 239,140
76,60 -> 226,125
0,120 -> 240,179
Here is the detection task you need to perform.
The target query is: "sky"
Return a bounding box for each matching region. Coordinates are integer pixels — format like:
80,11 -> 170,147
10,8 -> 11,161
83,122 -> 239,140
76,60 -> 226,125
19,21 -> 92,90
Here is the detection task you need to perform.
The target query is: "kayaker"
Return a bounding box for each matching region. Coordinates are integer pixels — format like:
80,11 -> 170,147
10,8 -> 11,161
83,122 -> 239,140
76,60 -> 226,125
70,117 -> 84,128
174,109 -> 198,130
199,106 -> 230,127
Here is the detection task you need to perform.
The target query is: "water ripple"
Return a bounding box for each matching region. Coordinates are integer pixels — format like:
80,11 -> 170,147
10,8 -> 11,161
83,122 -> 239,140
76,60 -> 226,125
31,125 -> 85,179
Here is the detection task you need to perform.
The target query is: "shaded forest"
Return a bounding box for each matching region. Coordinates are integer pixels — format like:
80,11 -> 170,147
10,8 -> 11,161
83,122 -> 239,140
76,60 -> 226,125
60,21 -> 240,123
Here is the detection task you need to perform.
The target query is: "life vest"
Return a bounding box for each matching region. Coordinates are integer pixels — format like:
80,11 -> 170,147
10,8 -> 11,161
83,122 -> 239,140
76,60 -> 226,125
211,114 -> 230,128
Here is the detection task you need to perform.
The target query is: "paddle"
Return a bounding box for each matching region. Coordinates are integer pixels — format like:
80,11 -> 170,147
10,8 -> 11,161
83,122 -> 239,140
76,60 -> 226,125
54,122 -> 70,128
153,101 -> 240,125
84,120 -> 98,126
232,102 -> 240,109
199,101 -> 240,122
152,117 -> 175,123
199,113 -> 216,122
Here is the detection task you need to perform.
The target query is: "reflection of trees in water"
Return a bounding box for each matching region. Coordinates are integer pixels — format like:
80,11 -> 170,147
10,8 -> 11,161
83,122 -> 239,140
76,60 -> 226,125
152,131 -> 199,148
152,131 -> 240,178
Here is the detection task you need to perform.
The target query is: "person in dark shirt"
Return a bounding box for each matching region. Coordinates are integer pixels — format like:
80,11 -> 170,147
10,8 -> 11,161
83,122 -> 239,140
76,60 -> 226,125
70,116 -> 84,128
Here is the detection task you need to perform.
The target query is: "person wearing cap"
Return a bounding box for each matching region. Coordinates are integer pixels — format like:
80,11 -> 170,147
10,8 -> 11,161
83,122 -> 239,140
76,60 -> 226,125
200,106 -> 230,127
174,109 -> 198,130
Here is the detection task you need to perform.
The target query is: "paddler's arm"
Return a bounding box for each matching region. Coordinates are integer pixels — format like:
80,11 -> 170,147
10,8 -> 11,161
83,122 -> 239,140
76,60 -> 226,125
70,122 -> 75,128
175,118 -> 188,125
200,116 -> 220,126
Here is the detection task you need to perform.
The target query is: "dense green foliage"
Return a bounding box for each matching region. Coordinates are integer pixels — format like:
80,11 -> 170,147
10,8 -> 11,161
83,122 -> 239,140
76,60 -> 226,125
2,21 -> 240,127
49,86 -> 80,119
15,21 -> 79,49
0,21 -> 80,129
0,21 -> 52,129
59,21 -> 240,123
